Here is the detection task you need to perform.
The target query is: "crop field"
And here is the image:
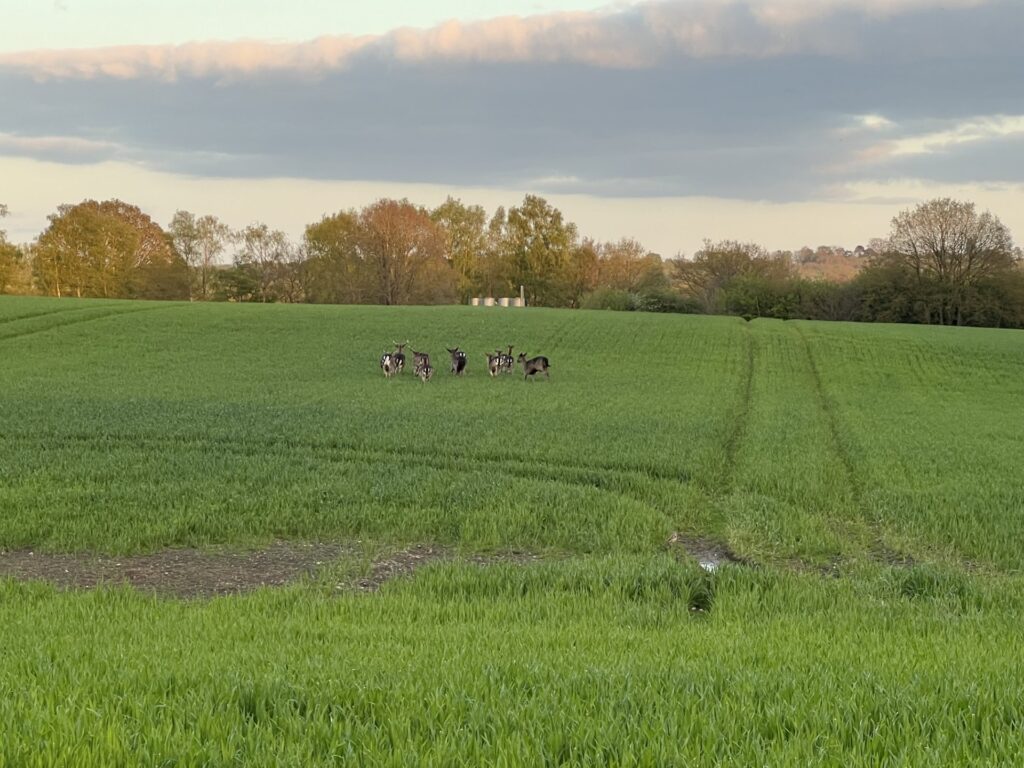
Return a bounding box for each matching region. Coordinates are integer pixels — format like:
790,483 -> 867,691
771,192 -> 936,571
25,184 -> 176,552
1,295 -> 1023,765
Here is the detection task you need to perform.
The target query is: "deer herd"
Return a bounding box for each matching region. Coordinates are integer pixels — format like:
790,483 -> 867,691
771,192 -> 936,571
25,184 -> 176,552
379,341 -> 550,382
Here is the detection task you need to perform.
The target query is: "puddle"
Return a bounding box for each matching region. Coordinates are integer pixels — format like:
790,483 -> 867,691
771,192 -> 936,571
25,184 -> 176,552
666,532 -> 744,569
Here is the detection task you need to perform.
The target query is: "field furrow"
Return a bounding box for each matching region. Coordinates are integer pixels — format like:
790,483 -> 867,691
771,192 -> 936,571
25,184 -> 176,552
0,303 -> 172,343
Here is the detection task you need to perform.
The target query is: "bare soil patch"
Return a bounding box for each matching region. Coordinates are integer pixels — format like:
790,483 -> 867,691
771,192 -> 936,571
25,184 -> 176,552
0,541 -> 347,598
355,545 -> 545,591
870,543 -> 916,568
0,542 -> 546,598
355,544 -> 451,592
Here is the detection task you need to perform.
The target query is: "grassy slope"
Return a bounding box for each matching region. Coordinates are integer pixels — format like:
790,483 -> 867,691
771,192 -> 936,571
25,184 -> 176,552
1,296 -> 1023,765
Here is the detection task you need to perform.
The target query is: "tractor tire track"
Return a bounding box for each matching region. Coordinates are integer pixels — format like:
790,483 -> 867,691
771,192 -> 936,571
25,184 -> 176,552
0,304 -> 174,344
0,303 -> 122,326
1,430 -> 684,525
3,428 -> 688,485
719,323 -> 755,492
789,322 -> 861,500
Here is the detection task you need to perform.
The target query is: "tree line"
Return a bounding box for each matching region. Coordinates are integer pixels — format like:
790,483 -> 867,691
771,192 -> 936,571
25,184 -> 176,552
2,195 -> 1022,328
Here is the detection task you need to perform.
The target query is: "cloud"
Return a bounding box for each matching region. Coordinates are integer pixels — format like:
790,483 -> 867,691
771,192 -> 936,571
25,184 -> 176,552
0,0 -> 1021,208
0,132 -> 122,163
0,0 -> 1005,80
855,115 -> 895,132
883,115 -> 1024,157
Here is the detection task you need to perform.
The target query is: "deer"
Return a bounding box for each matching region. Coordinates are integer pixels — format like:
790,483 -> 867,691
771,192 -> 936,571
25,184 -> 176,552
391,341 -> 408,374
517,352 -> 550,381
380,352 -> 398,378
446,346 -> 467,375
415,359 -> 434,383
411,349 -> 431,371
498,345 -> 515,374
485,352 -> 501,377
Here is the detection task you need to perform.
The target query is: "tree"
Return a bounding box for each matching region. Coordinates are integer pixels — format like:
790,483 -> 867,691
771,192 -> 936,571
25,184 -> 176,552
565,238 -> 599,308
596,238 -> 668,294
303,209 -> 369,304
32,199 -> 187,299
168,211 -> 233,300
473,206 -> 509,298
431,197 -> 487,303
503,195 -> 578,306
884,198 -> 1016,325
0,204 -> 23,294
356,199 -> 454,305
673,240 -> 794,313
232,223 -> 303,303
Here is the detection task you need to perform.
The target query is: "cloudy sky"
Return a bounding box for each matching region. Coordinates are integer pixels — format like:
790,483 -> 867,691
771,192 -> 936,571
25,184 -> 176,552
2,0 -> 1022,256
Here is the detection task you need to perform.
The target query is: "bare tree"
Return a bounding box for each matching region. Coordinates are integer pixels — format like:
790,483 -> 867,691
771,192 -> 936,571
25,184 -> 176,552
169,211 -> 233,300
886,198 -> 1015,325
673,240 -> 792,313
233,223 -> 302,302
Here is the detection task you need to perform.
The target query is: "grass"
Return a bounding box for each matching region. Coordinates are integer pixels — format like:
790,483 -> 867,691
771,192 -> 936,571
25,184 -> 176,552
1,295 -> 1023,764
2,562 -> 1023,766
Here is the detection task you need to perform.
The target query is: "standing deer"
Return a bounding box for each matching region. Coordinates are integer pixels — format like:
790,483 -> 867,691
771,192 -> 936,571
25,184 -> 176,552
485,352 -> 501,377
498,345 -> 515,374
415,358 -> 434,383
411,349 -> 431,371
517,352 -> 550,381
380,352 -> 398,378
447,347 -> 468,375
392,341 -> 408,374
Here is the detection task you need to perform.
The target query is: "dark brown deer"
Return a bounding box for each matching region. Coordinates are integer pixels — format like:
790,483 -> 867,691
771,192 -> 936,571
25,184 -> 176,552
446,346 -> 467,375
391,341 -> 408,374
517,352 -> 550,381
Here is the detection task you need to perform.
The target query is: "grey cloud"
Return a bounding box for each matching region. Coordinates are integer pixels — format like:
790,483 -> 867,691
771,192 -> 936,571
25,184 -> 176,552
0,0 -> 1021,201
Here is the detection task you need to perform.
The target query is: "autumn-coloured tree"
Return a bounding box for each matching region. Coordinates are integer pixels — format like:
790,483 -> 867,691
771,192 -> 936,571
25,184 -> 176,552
357,199 -> 455,305
596,238 -> 667,293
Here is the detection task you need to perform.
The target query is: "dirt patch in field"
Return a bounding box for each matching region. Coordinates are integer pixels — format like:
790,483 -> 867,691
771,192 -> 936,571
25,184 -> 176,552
354,545 -> 545,592
0,542 -> 546,598
870,543 -> 916,568
0,541 -> 347,598
665,532 -> 745,571
355,544 -> 451,592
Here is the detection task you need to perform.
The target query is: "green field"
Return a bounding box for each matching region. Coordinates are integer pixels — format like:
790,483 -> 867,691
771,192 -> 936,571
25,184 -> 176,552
1,296 -> 1023,765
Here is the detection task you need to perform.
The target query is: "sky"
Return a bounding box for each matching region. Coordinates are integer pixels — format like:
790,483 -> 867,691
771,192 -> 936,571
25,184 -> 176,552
2,0 -> 1023,257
